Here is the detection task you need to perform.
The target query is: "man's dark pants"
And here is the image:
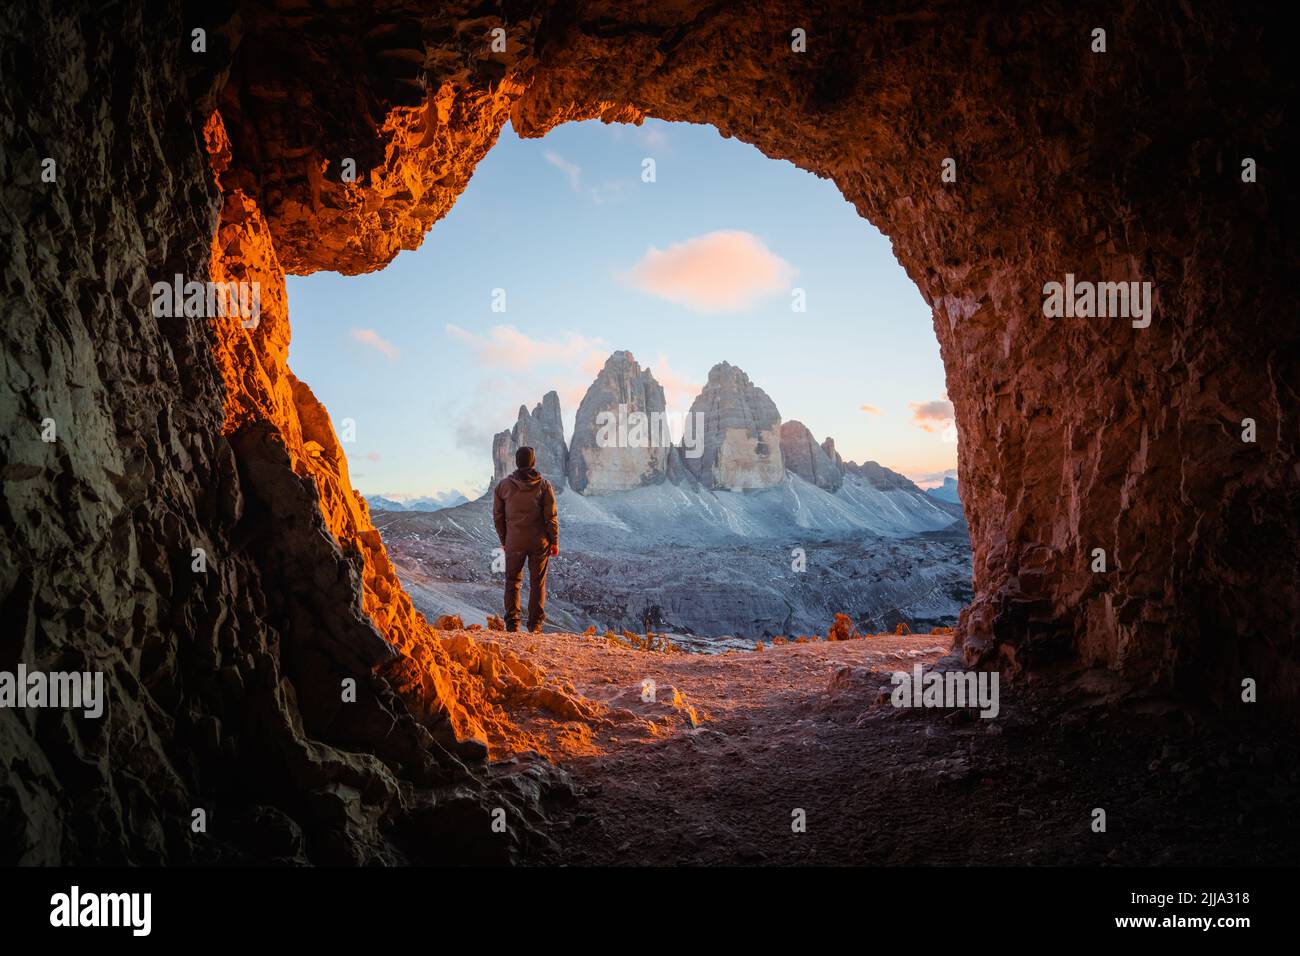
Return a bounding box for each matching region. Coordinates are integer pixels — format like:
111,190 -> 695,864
504,548 -> 549,631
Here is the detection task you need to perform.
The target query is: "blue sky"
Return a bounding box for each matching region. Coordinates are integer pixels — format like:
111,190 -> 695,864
286,118 -> 958,498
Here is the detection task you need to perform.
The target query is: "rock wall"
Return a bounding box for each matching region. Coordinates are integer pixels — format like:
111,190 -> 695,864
0,0 -> 562,865
1,1 -> 233,864
3,0 -> 1297,862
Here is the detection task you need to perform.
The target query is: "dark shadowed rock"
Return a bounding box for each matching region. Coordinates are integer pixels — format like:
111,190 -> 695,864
780,420 -> 843,491
666,443 -> 695,486
821,437 -> 845,473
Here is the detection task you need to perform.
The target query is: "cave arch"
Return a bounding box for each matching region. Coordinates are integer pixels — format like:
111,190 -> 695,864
214,2 -> 1297,709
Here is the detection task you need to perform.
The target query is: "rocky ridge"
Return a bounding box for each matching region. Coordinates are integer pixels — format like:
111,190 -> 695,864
781,419 -> 845,492
493,391 -> 568,489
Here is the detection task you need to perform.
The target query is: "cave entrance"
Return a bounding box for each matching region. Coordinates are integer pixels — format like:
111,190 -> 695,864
206,2 -> 1292,737
280,115 -> 969,651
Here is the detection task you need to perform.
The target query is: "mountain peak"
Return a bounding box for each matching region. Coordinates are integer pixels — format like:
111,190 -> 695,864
780,420 -> 843,491
567,351 -> 670,495
492,391 -> 569,489
605,349 -> 637,367
704,360 -> 755,389
685,361 -> 783,491
927,475 -> 961,504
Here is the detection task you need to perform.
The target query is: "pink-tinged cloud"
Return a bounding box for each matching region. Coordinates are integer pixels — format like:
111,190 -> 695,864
909,399 -> 958,443
364,451 -> 381,462
350,327 -> 398,361
445,326 -> 612,454
623,230 -> 795,313
859,404 -> 882,415
445,324 -> 609,372
650,351 -> 701,412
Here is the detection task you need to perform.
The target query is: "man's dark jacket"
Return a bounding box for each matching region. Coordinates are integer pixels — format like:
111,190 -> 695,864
493,468 -> 558,553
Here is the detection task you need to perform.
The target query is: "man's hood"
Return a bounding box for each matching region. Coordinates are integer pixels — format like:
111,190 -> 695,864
509,467 -> 543,486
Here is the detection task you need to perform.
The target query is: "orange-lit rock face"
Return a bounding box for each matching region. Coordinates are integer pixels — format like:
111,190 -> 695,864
205,107 -> 534,757
214,2 -> 1298,709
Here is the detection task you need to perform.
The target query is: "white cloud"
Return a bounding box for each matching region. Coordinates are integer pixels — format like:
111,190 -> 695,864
350,327 -> 398,361
445,325 -> 613,457
623,230 -> 795,313
543,149 -> 627,205
543,150 -> 582,192
639,125 -> 669,149
587,180 -> 627,205
608,121 -> 671,151
908,467 -> 959,490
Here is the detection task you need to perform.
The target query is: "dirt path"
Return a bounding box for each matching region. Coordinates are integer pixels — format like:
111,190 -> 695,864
471,631 -> 1299,866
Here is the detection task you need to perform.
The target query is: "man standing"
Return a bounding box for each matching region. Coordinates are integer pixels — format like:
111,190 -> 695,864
492,446 -> 559,632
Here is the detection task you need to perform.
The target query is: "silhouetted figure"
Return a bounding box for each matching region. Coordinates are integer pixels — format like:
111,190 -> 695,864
493,446 -> 559,632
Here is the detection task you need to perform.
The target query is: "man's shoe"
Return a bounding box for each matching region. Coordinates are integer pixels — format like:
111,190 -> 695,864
506,623 -> 519,633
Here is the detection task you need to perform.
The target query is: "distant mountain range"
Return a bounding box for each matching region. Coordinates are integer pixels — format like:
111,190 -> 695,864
487,351 -> 960,507
926,476 -> 961,504
365,490 -> 469,513
373,351 -> 970,646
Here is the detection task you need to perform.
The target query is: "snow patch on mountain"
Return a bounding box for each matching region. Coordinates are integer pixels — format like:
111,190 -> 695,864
366,490 -> 471,513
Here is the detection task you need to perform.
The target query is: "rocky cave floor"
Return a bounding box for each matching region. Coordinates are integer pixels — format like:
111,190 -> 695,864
465,632 -> 1300,866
